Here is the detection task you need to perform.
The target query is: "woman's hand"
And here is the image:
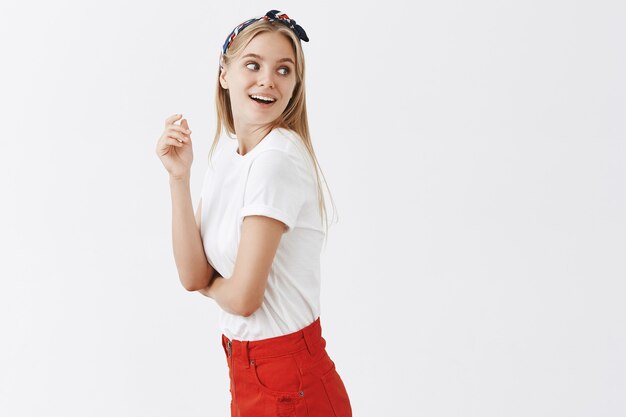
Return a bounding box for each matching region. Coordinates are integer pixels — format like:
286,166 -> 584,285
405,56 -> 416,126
156,113 -> 193,179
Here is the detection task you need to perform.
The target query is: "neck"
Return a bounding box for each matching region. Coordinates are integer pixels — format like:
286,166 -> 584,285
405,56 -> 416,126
233,121 -> 273,156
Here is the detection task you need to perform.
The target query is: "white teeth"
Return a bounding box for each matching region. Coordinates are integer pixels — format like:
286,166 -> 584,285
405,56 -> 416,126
250,95 -> 276,103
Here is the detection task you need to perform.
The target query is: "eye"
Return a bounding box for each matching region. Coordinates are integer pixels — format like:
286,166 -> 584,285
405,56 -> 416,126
245,61 -> 291,76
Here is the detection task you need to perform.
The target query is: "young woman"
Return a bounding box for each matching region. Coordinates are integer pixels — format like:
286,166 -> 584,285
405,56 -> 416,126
156,10 -> 352,417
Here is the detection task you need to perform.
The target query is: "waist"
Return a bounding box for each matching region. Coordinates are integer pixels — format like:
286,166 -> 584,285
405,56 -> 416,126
219,299 -> 320,341
221,316 -> 325,362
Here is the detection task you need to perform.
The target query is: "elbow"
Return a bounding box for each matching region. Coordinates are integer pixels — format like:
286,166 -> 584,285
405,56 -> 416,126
184,283 -> 205,292
179,262 -> 214,292
181,275 -> 210,292
229,276 -> 263,317
240,308 -> 256,318
238,298 -> 262,317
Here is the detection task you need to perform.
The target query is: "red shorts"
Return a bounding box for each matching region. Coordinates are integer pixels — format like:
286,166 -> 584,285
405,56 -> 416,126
221,316 -> 352,417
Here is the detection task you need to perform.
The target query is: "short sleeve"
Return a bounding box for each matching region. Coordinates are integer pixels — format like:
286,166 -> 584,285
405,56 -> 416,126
239,150 -> 305,233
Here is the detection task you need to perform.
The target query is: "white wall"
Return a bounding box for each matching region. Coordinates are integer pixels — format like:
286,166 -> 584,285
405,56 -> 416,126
1,1 -> 624,416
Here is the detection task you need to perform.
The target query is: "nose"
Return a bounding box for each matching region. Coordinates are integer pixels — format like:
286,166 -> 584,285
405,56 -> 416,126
257,68 -> 275,89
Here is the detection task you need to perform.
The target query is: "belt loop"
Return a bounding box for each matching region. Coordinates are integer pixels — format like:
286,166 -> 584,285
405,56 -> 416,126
303,318 -> 320,357
244,341 -> 250,368
221,334 -> 228,357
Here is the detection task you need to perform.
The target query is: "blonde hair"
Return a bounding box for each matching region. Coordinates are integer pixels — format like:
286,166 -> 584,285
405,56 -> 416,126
209,19 -> 337,242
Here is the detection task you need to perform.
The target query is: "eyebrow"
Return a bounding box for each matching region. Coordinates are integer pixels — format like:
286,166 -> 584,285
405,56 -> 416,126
241,53 -> 295,65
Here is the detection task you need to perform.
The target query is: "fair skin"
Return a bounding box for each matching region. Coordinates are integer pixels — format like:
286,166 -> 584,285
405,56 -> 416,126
155,31 -> 298,316
218,31 -> 297,156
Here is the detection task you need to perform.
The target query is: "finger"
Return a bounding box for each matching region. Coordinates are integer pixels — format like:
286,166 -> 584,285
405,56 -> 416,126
157,137 -> 184,151
165,113 -> 183,127
165,137 -> 184,147
166,131 -> 189,142
168,124 -> 192,135
181,119 -> 189,130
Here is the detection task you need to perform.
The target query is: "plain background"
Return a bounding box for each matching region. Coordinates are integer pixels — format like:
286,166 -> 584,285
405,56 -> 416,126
1,1 -> 625,416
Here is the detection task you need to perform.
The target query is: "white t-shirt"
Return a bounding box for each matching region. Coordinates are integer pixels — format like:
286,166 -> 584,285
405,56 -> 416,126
199,127 -> 325,341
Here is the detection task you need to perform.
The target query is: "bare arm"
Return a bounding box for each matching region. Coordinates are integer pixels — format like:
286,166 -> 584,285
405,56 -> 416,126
196,215 -> 285,316
170,174 -> 215,291
197,275 -> 242,315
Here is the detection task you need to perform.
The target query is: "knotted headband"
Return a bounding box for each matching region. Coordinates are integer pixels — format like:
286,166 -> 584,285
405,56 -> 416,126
219,9 -> 309,72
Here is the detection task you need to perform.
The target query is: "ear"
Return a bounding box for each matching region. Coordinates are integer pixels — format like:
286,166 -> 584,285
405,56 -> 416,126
219,65 -> 228,90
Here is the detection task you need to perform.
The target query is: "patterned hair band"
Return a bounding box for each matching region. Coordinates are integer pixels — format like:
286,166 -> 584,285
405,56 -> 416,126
219,9 -> 309,72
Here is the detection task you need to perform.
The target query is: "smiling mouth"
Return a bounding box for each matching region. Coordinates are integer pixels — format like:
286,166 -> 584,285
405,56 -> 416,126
249,95 -> 276,105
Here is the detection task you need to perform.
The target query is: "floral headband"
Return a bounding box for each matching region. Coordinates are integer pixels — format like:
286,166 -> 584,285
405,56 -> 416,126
219,9 -> 309,72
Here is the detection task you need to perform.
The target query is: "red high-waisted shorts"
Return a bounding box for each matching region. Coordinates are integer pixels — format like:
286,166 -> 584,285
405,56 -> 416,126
221,316 -> 352,417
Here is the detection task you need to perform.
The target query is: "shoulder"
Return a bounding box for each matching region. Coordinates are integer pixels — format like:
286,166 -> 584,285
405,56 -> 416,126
247,148 -> 300,182
255,128 -> 313,174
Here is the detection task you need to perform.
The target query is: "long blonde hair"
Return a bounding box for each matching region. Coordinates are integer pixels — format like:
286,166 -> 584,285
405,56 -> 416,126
209,19 -> 337,242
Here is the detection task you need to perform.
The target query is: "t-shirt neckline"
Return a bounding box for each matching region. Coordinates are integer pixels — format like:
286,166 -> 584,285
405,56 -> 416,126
232,127 -> 287,159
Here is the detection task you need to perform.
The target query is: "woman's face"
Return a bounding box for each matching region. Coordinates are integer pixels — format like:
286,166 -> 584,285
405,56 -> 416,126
219,31 -> 297,129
